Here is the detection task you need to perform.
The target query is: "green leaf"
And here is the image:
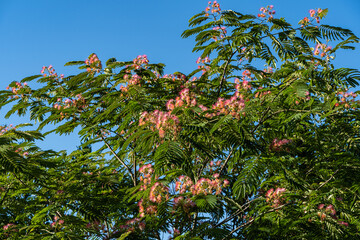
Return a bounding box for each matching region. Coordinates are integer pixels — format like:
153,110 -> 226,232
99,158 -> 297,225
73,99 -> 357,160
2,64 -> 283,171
118,231 -> 132,240
64,61 -> 85,66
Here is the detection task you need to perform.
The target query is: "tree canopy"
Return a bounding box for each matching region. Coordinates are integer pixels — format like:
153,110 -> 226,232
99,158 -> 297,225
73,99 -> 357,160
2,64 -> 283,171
1,2 -> 360,239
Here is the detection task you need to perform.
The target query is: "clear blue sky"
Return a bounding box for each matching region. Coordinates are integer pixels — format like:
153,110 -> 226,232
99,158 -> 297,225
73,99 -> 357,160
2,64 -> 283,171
1,0 -> 359,152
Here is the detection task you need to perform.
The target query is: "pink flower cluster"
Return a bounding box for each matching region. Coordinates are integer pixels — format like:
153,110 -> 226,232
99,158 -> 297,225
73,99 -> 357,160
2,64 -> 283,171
139,110 -> 180,138
171,174 -> 229,218
53,94 -> 87,111
299,17 -> 310,27
258,5 -> 275,20
137,163 -> 165,217
211,26 -> 227,41
313,43 -> 332,57
255,68 -> 273,98
124,74 -> 142,86
335,91 -> 358,108
207,94 -> 246,119
119,55 -> 150,92
138,198 -> 158,217
205,1 -> 221,17
196,56 -> 211,74
149,182 -> 170,203
14,147 -> 29,157
139,164 -> 154,186
134,162 -> 231,222
213,26 -> 227,34
0,124 -> 16,136
299,8 -> 324,27
201,71 -> 252,119
95,128 -> 111,139
309,8 -> 324,23
118,218 -> 146,232
123,55 -> 149,73
41,65 -> 63,78
175,174 -> 229,196
192,175 -> 229,195
317,204 -> 348,226
52,94 -> 87,120
175,175 -> 194,194
265,187 -> 286,208
318,204 -> 335,219
50,215 -> 64,227
122,71 -> 188,93
6,81 -> 30,99
293,91 -> 311,105
254,87 -> 271,98
166,88 -> 197,111
338,221 -> 349,227
163,73 -> 187,82
270,138 -> 291,152
263,67 -> 273,74
235,70 -> 253,91
209,160 -> 222,169
132,55 -> 149,69
85,53 -> 102,73
3,223 -> 16,231
138,164 -> 163,217
138,80 -> 200,139
236,47 -> 250,63
196,56 -> 210,64
338,91 -> 358,99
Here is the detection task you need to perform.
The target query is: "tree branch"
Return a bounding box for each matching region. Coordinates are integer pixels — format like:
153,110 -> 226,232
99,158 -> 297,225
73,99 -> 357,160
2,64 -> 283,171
221,203 -> 289,240
100,135 -> 136,186
317,169 -> 339,190
215,196 -> 260,228
219,146 -> 235,175
217,49 -> 239,97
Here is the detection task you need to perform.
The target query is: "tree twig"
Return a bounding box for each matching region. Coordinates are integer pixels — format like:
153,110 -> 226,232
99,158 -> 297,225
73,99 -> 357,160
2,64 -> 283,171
215,196 -> 260,228
100,135 -> 136,186
221,203 -> 289,240
220,147 -> 235,175
217,49 -> 239,97
317,169 -> 339,190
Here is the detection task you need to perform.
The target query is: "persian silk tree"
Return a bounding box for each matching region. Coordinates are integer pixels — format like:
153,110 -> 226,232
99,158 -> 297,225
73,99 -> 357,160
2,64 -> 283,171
1,2 -> 360,239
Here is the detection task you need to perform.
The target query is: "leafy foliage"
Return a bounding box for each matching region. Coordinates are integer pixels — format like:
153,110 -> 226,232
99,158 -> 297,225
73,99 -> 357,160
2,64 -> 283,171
1,2 -> 360,239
